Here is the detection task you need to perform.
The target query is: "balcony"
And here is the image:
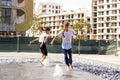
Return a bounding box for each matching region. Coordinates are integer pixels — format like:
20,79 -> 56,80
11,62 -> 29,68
17,0 -> 26,7
16,9 -> 25,24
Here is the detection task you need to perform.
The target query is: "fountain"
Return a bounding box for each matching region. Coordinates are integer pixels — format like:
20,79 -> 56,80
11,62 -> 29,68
53,64 -> 63,77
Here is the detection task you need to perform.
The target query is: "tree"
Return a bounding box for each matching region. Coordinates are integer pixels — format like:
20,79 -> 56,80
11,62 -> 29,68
72,18 -> 91,54
26,14 -> 42,37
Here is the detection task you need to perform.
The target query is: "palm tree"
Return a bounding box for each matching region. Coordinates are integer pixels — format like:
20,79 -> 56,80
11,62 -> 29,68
72,18 -> 91,55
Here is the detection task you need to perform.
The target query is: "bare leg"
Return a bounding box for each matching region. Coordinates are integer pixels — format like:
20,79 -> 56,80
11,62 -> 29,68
41,55 -> 47,65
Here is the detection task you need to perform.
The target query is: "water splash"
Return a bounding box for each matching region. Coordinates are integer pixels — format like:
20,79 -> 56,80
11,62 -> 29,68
53,64 -> 63,77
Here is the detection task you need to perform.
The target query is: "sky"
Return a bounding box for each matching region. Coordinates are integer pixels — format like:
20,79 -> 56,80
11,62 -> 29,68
34,0 -> 92,11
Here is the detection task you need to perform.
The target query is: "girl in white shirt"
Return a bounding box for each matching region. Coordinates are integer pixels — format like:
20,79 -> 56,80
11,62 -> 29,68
51,22 -> 77,71
30,27 -> 51,66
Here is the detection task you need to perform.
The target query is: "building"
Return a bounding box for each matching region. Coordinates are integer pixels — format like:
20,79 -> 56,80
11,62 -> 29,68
39,9 -> 91,38
35,1 -> 63,15
0,0 -> 33,37
92,0 -> 120,43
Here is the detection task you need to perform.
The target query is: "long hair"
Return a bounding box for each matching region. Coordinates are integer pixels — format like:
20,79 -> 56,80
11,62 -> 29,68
62,22 -> 69,37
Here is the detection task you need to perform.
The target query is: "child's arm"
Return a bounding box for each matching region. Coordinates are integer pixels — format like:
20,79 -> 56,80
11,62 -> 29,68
73,34 -> 79,39
50,36 -> 58,45
30,38 -> 39,45
50,30 -> 62,45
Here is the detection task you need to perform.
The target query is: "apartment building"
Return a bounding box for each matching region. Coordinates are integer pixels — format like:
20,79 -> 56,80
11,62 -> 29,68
92,0 -> 120,43
35,2 -> 63,15
39,9 -> 91,38
0,0 -> 33,36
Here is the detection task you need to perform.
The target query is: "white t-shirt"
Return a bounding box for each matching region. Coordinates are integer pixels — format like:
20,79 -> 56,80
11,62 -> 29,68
39,32 -> 48,43
58,29 -> 76,49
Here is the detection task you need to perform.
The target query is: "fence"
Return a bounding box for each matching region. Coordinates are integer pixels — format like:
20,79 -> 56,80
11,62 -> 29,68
0,37 -> 117,54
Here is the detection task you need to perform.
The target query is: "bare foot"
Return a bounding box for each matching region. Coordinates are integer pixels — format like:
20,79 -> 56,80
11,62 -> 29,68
40,62 -> 44,66
69,65 -> 73,70
67,66 -> 70,71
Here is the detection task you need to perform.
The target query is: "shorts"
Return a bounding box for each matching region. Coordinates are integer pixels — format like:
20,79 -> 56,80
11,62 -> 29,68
39,42 -> 48,56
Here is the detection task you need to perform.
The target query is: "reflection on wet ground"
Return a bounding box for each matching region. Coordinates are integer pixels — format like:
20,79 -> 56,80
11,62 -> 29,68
0,63 -> 104,80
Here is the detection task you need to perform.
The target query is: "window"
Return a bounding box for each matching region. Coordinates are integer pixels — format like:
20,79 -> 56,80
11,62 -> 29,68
119,35 -> 120,39
106,11 -> 109,15
94,13 -> 97,17
49,17 -> 51,20
59,16 -> 61,19
53,26 -> 55,29
94,18 -> 97,22
98,11 -> 104,15
78,14 -> 80,18
99,6 -> 104,9
52,6 -> 54,9
93,7 -> 97,11
93,24 -> 97,28
57,26 -> 59,29
98,17 -> 104,21
71,15 -> 74,18
102,29 -> 104,33
112,4 -> 117,8
56,6 -> 58,9
52,10 -> 54,13
107,5 -> 110,9
112,10 -> 117,14
56,11 -> 58,13
111,16 -> 117,20
62,16 -> 64,19
99,0 -> 104,4
81,13 -> 84,17
53,31 -> 55,34
42,10 -> 46,13
43,5 -> 46,8
107,29 -> 110,33
106,0 -> 109,3
87,18 -> 90,22
111,22 -> 117,26
98,23 -> 104,27
2,0 -> 11,6
93,30 -> 97,34
106,35 -> 109,39
106,23 -> 109,27
53,16 -> 55,20
1,8 -> 11,24
112,0 -> 117,2
98,29 -> 102,33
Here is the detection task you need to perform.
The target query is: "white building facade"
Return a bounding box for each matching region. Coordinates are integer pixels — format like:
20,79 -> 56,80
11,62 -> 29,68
92,0 -> 120,44
39,9 -> 91,38
35,2 -> 63,15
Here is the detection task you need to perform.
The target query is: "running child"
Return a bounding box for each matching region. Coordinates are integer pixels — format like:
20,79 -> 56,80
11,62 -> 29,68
30,27 -> 51,66
50,22 -> 77,71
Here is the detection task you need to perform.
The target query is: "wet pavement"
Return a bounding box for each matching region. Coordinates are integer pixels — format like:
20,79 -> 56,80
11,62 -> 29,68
0,52 -> 120,80
0,63 -> 104,80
